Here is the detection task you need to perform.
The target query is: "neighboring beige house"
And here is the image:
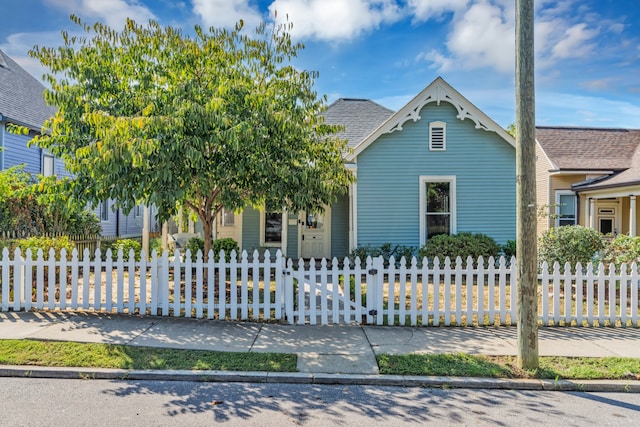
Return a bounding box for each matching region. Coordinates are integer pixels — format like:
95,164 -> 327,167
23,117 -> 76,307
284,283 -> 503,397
536,126 -> 640,237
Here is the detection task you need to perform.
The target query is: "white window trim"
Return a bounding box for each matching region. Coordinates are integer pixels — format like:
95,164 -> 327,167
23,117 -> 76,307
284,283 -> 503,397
42,152 -> 55,177
259,210 -> 288,249
419,175 -> 456,246
555,190 -> 577,227
429,121 -> 446,151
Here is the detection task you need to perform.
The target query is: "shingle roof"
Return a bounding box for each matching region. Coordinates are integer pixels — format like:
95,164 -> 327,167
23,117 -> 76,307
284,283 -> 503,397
0,49 -> 56,130
536,126 -> 640,171
323,98 -> 394,148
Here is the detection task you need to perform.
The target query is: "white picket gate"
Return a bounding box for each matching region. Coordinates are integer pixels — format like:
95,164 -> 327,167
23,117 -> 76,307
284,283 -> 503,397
1,247 -> 638,327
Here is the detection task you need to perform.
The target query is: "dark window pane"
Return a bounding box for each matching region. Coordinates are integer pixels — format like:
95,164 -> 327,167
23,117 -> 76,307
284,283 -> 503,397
264,213 -> 282,243
600,218 -> 613,235
426,182 -> 450,213
427,215 -> 450,240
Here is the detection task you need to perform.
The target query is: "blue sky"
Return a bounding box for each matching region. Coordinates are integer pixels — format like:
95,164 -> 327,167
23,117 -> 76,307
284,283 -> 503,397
1,0 -> 639,129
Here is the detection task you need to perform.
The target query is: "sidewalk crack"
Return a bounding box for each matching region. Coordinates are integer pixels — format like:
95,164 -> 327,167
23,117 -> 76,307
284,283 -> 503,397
124,318 -> 162,345
248,323 -> 264,352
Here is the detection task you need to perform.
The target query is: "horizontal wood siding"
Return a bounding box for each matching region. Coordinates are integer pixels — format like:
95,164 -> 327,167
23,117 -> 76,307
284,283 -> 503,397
241,207 -> 261,252
331,193 -> 350,258
286,212 -> 298,258
535,143 -> 552,234
2,129 -> 40,174
357,102 -> 515,248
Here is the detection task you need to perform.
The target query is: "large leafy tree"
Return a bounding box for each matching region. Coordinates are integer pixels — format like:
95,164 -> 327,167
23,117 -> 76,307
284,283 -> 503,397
31,16 -> 353,256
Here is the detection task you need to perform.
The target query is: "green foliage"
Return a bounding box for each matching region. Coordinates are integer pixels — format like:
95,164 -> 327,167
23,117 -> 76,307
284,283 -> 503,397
502,240 -> 517,258
0,167 -> 100,237
14,236 -> 75,259
538,225 -> 604,269
149,237 -> 162,255
112,239 -> 142,261
418,233 -> 501,262
212,238 -> 240,261
348,243 -> 416,266
601,234 -> 640,269
30,16 -> 354,256
185,237 -> 205,258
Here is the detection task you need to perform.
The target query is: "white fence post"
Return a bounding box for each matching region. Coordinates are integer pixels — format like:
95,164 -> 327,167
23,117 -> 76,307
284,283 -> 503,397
3,245 -> 638,327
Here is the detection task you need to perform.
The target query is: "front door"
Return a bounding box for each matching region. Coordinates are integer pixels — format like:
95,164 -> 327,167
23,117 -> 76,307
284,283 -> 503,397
597,205 -> 617,236
300,208 -> 331,259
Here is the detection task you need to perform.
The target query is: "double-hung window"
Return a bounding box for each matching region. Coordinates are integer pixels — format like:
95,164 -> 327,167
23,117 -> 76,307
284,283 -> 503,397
420,176 -> 456,246
261,211 -> 283,246
556,191 -> 577,226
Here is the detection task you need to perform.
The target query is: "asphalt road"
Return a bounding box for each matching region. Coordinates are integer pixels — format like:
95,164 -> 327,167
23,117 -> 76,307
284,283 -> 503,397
1,378 -> 639,426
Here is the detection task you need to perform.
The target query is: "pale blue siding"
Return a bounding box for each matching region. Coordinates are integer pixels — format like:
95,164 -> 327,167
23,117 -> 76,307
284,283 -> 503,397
286,212 -> 298,258
241,207 -> 261,252
2,129 -> 40,174
356,102 -> 515,248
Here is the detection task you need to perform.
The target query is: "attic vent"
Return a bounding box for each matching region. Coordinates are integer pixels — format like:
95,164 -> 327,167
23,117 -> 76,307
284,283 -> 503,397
429,121 -> 446,151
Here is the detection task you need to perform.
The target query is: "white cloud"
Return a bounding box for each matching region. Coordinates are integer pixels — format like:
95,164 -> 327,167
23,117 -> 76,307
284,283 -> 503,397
268,0 -> 402,41
191,0 -> 263,29
44,0 -> 156,28
415,0 -> 604,75
407,0 -> 469,21
0,32 -> 64,84
437,1 -> 515,73
551,23 -> 598,59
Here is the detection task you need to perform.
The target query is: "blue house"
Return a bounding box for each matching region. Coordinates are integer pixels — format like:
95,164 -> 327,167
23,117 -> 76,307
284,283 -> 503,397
213,77 -> 516,259
0,48 -> 150,237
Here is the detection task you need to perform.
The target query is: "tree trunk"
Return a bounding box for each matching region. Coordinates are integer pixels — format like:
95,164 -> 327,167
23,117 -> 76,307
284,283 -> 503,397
201,213 -> 215,261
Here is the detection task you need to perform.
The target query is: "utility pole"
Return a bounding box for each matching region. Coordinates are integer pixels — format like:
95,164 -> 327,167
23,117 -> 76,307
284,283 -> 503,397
516,0 -> 539,369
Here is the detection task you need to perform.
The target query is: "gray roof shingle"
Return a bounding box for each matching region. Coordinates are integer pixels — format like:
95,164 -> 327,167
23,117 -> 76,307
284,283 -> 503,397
0,49 -> 56,130
323,98 -> 394,148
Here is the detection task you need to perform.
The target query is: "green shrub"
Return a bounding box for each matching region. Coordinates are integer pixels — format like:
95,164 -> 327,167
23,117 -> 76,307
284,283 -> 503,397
601,234 -> 640,269
502,240 -> 516,258
538,225 -> 604,269
185,237 -> 205,258
15,236 -> 75,259
418,233 -> 501,262
112,239 -> 142,261
212,238 -> 240,261
348,243 -> 416,266
149,237 -> 162,255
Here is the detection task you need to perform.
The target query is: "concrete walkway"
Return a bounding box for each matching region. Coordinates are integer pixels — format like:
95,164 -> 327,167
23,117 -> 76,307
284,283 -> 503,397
1,311 -> 639,391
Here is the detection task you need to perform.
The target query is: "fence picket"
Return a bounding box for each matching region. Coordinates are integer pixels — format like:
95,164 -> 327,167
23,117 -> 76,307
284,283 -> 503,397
230,251 -> 238,320
1,249 -> 637,328
477,257 -> 485,325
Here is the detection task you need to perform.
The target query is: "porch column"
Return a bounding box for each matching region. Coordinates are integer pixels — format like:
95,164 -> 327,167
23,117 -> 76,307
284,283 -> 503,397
630,195 -> 637,236
589,198 -> 596,229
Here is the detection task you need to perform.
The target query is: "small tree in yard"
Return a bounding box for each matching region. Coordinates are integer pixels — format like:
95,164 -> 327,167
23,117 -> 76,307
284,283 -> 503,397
30,16 -> 354,257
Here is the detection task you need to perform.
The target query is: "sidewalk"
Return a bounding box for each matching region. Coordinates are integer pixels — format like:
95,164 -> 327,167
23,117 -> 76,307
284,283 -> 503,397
1,311 -> 639,391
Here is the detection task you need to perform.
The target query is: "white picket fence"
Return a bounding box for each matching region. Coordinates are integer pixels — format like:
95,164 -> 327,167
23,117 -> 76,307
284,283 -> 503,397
1,247 -> 639,327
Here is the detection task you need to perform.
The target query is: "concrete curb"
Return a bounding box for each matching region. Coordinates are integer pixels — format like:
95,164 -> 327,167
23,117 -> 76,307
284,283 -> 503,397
1,365 -> 639,392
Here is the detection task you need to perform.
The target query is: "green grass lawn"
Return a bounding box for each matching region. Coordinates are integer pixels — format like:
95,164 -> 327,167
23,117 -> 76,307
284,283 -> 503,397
377,353 -> 640,380
0,339 -> 297,372
1,339 -> 638,380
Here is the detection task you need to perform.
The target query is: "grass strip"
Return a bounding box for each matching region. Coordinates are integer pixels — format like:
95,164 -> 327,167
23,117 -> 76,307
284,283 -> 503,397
0,339 -> 297,372
377,353 -> 640,380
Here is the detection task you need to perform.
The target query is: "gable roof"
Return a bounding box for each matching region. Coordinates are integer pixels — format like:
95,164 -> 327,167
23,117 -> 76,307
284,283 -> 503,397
0,49 -> 56,130
345,76 -> 515,161
323,98 -> 394,149
536,126 -> 640,171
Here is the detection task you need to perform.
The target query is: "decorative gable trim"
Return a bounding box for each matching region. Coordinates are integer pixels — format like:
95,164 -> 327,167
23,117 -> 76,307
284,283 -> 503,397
346,76 -> 515,161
